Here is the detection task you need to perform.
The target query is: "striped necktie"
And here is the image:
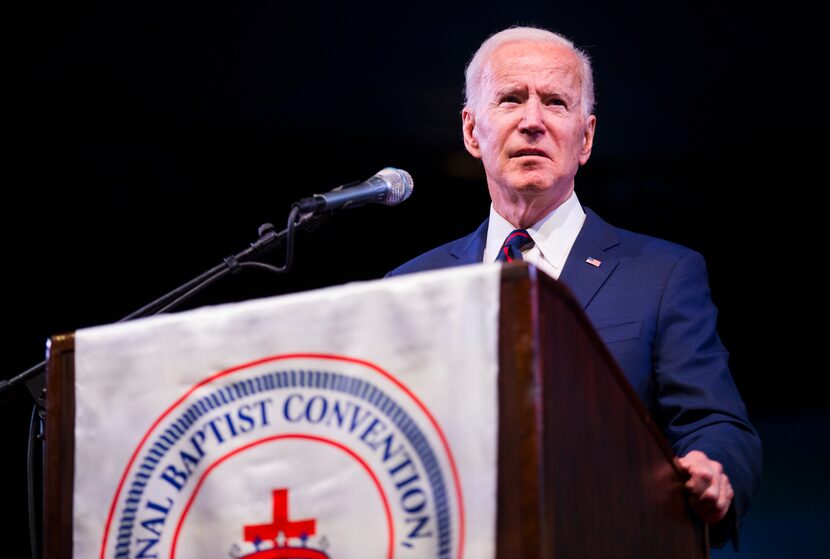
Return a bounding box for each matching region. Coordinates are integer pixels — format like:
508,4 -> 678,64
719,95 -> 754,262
495,229 -> 534,262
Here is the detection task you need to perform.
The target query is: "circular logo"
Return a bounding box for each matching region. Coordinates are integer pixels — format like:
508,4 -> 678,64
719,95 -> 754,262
100,354 -> 465,559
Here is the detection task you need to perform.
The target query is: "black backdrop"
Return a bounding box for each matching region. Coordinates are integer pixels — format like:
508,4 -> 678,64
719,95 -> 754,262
3,1 -> 825,557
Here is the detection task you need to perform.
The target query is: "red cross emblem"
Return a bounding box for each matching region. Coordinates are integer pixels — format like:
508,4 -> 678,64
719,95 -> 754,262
241,489 -> 329,559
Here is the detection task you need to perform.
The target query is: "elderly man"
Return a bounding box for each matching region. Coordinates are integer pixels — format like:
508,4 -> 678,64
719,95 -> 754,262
388,26 -> 761,547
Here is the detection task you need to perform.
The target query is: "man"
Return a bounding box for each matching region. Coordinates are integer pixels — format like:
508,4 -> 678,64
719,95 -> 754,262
388,26 -> 761,547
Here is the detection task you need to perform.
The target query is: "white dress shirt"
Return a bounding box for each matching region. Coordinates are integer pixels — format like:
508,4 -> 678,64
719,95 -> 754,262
483,192 -> 586,280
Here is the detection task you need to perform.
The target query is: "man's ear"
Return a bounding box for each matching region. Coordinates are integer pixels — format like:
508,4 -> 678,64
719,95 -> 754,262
462,108 -> 482,159
579,114 -> 596,165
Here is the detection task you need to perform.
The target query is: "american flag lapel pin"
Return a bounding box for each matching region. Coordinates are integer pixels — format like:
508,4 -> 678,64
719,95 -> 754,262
585,257 -> 602,267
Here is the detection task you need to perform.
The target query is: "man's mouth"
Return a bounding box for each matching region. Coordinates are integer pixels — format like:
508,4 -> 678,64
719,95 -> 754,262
512,148 -> 548,158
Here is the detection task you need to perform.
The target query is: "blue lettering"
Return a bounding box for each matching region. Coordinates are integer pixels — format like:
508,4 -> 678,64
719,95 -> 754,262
360,418 -> 387,444
256,397 -> 271,426
188,431 -> 206,459
135,537 -> 160,558
388,455 -> 416,477
180,450 -> 200,476
139,497 -> 173,537
400,487 -> 427,514
327,399 -> 350,428
159,465 -> 187,491
205,417 -> 225,443
223,411 -> 239,437
395,472 -> 420,490
366,432 -> 405,462
284,394 -> 304,422
145,497 -> 173,515
348,404 -> 372,434
237,403 -> 255,433
305,396 -> 328,423
405,515 -> 433,539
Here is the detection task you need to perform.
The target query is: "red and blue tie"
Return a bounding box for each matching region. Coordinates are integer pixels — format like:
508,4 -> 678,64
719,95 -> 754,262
495,229 -> 534,262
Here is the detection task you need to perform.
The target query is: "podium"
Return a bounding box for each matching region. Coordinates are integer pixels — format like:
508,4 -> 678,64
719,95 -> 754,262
44,264 -> 707,558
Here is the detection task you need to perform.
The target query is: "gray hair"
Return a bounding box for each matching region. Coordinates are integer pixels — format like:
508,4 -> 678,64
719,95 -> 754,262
464,26 -> 595,117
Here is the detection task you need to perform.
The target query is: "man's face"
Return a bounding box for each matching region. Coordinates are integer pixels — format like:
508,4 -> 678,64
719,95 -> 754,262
463,41 -> 595,214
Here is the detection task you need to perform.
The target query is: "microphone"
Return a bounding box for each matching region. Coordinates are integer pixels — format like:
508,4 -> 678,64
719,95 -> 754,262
293,167 -> 413,213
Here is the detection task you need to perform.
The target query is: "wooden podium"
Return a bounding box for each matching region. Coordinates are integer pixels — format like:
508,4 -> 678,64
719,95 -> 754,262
495,265 -> 707,557
44,264 -> 708,558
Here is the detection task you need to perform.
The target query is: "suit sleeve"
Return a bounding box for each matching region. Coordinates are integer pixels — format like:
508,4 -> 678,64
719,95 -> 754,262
653,250 -> 762,548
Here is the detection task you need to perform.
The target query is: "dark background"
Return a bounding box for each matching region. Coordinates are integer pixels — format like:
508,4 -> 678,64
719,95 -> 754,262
2,1 -> 825,557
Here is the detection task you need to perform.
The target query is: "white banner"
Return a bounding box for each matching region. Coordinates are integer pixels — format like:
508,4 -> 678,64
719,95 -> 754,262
74,265 -> 501,559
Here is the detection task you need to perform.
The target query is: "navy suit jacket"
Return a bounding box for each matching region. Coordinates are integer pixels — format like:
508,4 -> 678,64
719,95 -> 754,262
388,208 -> 761,547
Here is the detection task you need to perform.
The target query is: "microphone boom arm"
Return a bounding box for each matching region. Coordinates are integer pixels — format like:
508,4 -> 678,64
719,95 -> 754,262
0,206 -> 329,401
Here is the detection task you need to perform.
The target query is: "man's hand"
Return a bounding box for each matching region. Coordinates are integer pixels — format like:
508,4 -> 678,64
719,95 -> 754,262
677,450 -> 734,523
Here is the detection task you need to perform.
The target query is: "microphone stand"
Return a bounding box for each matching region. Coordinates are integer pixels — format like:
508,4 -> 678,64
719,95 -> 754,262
5,203 -> 329,559
0,205 -> 325,404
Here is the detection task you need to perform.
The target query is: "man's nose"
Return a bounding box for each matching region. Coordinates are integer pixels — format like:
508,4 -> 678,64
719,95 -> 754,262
518,98 -> 544,135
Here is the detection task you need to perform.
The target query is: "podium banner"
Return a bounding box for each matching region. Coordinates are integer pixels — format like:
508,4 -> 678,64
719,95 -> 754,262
73,265 -> 501,559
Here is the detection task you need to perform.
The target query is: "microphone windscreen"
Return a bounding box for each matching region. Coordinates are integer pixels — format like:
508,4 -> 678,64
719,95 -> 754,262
376,167 -> 414,206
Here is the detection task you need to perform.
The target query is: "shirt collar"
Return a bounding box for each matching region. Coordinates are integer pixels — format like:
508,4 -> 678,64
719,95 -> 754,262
484,192 -> 586,272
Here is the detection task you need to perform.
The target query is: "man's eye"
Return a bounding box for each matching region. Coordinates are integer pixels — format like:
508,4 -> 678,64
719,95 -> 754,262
500,96 -> 521,104
547,98 -> 566,107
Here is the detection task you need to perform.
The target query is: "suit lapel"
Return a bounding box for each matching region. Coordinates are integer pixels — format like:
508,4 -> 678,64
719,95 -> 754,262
449,219 -> 489,264
560,209 -> 621,309
439,212 -> 621,310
